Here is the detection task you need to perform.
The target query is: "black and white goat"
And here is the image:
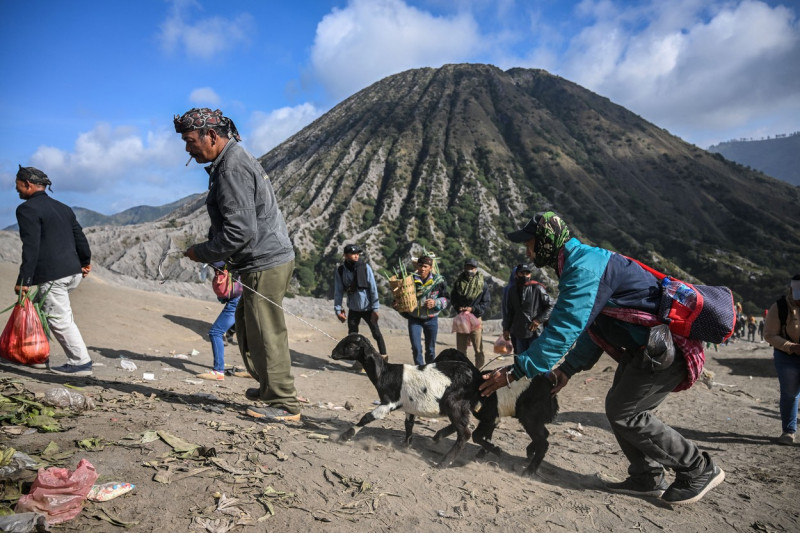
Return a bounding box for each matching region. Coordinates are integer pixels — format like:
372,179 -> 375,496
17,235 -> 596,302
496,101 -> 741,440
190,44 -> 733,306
330,333 -> 482,467
431,355 -> 559,476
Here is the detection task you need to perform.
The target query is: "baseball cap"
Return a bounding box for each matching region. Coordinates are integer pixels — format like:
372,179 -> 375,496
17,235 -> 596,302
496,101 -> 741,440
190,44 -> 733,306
343,244 -> 362,254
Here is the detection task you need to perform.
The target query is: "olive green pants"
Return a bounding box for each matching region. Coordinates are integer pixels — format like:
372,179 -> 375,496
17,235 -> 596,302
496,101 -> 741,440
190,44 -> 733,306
236,260 -> 300,414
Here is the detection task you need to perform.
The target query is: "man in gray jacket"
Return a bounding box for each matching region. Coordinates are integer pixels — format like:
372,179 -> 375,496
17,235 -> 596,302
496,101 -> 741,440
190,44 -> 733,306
175,108 -> 300,422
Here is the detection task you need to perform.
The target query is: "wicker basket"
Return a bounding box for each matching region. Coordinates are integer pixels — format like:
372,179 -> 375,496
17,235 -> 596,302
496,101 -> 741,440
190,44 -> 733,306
389,275 -> 417,313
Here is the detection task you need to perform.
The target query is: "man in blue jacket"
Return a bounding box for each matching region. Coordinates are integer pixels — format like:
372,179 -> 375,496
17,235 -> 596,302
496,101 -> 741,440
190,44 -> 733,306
480,212 -> 724,505
334,243 -> 386,369
175,108 -> 299,423
14,166 -> 93,376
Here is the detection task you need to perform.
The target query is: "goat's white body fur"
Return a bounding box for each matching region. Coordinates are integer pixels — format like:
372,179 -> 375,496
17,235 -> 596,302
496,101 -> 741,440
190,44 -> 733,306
495,377 -> 531,418
398,365 -> 453,416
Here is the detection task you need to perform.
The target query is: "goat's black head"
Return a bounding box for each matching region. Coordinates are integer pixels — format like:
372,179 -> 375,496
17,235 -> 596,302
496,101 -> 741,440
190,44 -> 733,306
331,333 -> 373,361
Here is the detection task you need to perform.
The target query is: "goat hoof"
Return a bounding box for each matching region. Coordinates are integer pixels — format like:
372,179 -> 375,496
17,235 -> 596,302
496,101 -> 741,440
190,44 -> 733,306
339,428 -> 356,442
475,449 -> 488,459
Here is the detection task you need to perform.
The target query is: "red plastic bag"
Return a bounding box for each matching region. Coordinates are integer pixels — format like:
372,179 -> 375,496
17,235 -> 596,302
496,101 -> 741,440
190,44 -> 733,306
451,311 -> 481,334
212,268 -> 243,300
15,458 -> 98,524
0,293 -> 49,365
493,334 -> 513,355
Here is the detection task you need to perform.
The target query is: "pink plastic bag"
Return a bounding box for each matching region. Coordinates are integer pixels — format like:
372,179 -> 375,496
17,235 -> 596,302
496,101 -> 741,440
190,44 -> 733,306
493,335 -> 513,354
451,311 -> 481,334
15,458 -> 98,524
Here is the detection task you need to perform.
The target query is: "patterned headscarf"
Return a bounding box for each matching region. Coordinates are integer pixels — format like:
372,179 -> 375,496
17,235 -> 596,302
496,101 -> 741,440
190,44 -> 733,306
532,211 -> 571,269
173,108 -> 242,142
17,165 -> 53,191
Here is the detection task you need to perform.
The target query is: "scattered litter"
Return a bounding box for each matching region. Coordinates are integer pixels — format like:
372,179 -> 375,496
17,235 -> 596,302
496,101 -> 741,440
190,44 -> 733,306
316,402 -> 344,410
565,428 -> 583,440
344,401 -> 353,411
119,359 -> 137,371
87,482 -> 135,502
15,458 -> 98,524
372,400 -> 381,405
43,388 -> 95,411
307,433 -> 329,440
191,349 -> 200,356
0,449 -> 39,478
174,353 -> 190,360
184,379 -> 204,385
142,372 -> 155,381
0,512 -> 50,533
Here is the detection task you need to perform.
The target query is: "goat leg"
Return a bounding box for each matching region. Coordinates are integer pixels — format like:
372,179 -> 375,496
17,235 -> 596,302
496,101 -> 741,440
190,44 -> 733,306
472,421 -> 504,458
339,404 -> 393,442
432,424 -> 457,443
438,406 -> 472,468
523,426 -> 550,476
403,414 -> 416,446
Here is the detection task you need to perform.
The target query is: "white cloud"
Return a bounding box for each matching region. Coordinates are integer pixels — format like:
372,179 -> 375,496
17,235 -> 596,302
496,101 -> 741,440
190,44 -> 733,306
310,0 -> 483,100
29,123 -> 186,192
159,0 -> 253,60
189,87 -> 221,106
553,0 -> 800,144
248,103 -> 324,155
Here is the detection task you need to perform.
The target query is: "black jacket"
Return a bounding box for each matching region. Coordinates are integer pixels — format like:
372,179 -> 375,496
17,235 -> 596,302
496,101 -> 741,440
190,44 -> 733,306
16,191 -> 91,286
503,280 -> 554,339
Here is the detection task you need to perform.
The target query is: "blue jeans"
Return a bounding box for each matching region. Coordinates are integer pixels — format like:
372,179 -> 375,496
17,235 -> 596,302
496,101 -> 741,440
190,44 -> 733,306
408,316 -> 438,366
209,297 -> 240,372
773,349 -> 800,434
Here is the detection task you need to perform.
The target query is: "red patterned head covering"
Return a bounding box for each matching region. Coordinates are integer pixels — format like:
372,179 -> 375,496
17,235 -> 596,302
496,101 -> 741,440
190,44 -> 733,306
173,108 -> 241,142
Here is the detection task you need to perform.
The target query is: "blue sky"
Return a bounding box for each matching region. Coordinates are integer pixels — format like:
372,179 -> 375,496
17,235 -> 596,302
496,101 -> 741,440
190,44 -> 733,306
1,0 -> 798,228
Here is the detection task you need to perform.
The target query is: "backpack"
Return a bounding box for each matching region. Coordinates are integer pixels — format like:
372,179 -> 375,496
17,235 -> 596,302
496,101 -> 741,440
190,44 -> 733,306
628,257 -> 736,343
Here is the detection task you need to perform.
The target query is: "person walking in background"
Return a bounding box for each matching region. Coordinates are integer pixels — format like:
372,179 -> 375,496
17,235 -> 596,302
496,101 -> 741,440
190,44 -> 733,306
397,256 -> 448,365
764,273 -> 800,445
502,263 -> 553,355
334,243 -> 386,370
758,318 -> 765,341
197,262 -> 242,381
14,166 -> 93,376
175,107 -> 300,423
481,211 -> 725,505
450,258 -> 490,368
747,315 -> 757,342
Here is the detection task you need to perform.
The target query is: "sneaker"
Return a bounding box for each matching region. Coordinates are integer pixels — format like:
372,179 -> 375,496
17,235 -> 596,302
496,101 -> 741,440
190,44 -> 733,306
662,453 -> 725,505
777,432 -> 795,445
605,474 -> 669,497
50,362 -> 93,377
246,406 -> 301,422
245,387 -> 260,401
197,370 -> 224,381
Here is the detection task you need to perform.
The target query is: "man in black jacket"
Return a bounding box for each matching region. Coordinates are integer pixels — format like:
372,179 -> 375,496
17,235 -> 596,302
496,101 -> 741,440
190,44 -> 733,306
14,166 -> 93,376
450,258 -> 490,368
502,263 -> 554,354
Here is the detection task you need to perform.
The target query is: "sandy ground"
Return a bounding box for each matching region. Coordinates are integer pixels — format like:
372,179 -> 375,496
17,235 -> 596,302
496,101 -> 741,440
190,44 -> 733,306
0,262 -> 798,533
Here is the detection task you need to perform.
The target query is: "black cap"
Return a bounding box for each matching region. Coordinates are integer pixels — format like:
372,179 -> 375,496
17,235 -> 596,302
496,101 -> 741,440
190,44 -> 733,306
343,244 -> 362,254
464,258 -> 478,268
507,217 -> 538,243
518,263 -> 533,273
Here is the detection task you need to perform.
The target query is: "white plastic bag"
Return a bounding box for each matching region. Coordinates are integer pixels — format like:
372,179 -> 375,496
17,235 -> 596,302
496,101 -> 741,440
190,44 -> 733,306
451,311 -> 481,334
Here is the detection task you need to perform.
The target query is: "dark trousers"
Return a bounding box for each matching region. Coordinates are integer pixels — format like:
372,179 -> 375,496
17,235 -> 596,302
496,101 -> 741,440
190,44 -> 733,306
347,310 -> 387,355
605,352 -> 705,481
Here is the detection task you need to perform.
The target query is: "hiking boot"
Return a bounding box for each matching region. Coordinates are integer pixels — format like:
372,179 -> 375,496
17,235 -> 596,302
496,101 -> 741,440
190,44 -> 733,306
605,474 -> 669,497
246,406 -> 301,422
245,388 -> 260,401
777,432 -> 795,445
662,453 -> 725,505
197,370 -> 224,381
50,362 -> 93,377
